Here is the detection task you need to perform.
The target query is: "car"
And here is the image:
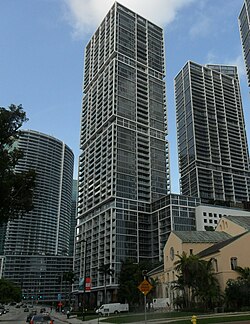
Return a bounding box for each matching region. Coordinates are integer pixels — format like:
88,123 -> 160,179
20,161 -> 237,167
0,307 -> 6,314
30,314 -> 54,324
26,310 -> 37,322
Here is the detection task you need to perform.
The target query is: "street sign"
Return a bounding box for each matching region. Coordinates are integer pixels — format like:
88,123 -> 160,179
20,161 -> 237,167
85,277 -> 91,292
138,279 -> 153,295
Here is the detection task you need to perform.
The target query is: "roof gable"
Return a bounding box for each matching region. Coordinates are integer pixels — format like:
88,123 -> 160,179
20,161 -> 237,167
172,231 -> 231,243
198,231 -> 247,258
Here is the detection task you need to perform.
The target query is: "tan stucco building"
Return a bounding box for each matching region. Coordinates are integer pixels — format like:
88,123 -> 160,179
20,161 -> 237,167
151,215 -> 250,307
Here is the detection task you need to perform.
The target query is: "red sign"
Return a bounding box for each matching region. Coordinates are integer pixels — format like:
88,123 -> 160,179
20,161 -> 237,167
85,277 -> 91,292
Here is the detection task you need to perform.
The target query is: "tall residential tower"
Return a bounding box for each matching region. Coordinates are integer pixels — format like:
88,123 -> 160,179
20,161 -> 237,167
4,130 -> 74,256
75,2 -> 169,301
175,61 -> 250,204
2,130 -> 74,301
239,0 -> 250,86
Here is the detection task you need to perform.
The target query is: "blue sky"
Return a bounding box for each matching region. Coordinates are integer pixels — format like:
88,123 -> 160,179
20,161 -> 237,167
0,0 -> 249,194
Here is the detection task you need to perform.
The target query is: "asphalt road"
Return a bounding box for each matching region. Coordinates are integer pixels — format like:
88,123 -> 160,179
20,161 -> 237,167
0,305 -> 67,324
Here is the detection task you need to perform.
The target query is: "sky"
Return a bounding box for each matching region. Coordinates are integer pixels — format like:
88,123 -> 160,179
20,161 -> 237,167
0,0 -> 249,194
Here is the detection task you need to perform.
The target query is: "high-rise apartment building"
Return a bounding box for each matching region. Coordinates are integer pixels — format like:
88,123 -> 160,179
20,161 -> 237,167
69,179 -> 78,256
2,130 -> 74,301
4,130 -> 74,256
239,0 -> 250,85
75,2 -> 169,301
175,61 -> 250,204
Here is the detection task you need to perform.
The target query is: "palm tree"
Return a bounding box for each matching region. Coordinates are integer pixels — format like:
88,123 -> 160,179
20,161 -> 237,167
174,253 -> 220,310
196,259 -> 221,310
62,272 -> 75,304
174,252 -> 201,308
98,263 -> 114,304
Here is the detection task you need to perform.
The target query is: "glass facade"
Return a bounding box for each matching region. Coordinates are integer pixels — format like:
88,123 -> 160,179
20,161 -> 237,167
76,3 -> 170,298
175,61 -> 250,204
3,255 -> 73,302
239,0 -> 250,85
4,130 -> 74,256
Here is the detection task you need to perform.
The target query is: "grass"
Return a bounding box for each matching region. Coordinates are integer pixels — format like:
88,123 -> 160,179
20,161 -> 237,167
97,312 -> 250,323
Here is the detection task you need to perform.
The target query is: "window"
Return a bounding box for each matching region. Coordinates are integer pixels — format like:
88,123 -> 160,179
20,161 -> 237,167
230,257 -> 237,270
212,258 -> 218,272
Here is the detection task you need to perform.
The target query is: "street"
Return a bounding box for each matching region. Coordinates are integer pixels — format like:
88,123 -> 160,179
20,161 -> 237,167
0,305 -> 67,324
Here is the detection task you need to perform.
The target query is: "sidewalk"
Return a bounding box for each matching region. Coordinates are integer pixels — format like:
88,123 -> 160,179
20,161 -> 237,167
52,311 -> 113,324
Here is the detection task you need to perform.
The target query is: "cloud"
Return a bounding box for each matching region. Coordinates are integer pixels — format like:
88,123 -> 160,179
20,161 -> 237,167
206,51 -> 217,64
63,0 -> 197,37
189,14 -> 211,39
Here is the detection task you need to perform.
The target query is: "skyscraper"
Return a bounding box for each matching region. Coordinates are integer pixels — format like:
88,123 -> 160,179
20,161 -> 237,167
2,130 -> 74,301
175,61 -> 250,204
76,2 -> 169,301
239,0 -> 250,85
4,130 -> 74,256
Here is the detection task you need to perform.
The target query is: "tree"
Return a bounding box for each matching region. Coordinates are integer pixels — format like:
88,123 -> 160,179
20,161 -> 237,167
225,278 -> 250,309
174,253 -> 221,310
235,266 -> 250,282
98,263 -> 114,304
0,278 -> 22,303
118,260 -> 142,306
224,266 -> 250,310
117,259 -> 159,308
0,104 -> 36,223
62,271 -> 75,304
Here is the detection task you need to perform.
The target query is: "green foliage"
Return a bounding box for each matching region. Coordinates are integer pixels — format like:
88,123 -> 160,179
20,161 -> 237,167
0,278 -> 21,303
117,259 -> 159,307
98,263 -> 114,277
174,253 -> 221,310
224,266 -> 250,309
0,104 -> 36,223
225,278 -> 250,309
63,271 -> 75,284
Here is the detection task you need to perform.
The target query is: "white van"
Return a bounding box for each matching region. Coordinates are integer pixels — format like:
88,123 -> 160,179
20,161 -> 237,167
152,298 -> 170,310
96,303 -> 129,316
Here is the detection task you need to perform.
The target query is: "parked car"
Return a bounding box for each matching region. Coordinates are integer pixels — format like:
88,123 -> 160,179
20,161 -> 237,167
30,314 -> 54,323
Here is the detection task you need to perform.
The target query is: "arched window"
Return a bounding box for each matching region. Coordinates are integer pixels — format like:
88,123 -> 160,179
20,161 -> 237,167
230,257 -> 237,270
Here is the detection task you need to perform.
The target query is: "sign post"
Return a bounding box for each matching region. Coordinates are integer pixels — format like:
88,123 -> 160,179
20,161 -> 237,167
138,275 -> 153,324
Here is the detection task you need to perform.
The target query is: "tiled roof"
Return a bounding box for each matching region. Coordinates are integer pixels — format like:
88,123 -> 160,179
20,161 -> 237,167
223,215 -> 250,230
173,231 -> 232,243
198,232 -> 247,258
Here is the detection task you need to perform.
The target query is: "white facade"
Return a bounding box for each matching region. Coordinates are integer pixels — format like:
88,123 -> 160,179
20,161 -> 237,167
196,205 -> 250,231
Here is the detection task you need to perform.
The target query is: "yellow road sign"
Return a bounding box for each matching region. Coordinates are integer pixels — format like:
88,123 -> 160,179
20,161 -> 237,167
138,279 -> 153,295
